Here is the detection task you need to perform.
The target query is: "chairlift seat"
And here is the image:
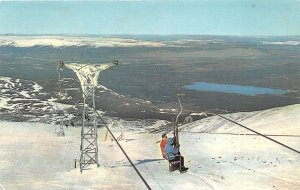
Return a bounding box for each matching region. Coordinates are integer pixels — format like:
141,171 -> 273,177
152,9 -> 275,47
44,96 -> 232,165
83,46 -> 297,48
165,154 -> 181,172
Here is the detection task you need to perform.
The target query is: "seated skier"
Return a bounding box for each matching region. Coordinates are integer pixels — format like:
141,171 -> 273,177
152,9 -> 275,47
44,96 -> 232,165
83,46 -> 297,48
164,137 -> 188,172
160,132 -> 167,159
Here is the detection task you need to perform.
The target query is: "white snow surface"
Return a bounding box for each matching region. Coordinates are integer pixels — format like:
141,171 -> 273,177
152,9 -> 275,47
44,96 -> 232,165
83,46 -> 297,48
0,76 -> 76,123
0,97 -> 13,110
262,41 -> 300,46
0,36 -> 227,48
0,36 -> 169,48
0,76 -> 41,110
0,104 -> 299,189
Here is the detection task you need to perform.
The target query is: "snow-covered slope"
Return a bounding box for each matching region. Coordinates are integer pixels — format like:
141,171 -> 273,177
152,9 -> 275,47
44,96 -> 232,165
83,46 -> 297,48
181,104 -> 300,136
0,76 -> 77,123
0,104 -> 299,189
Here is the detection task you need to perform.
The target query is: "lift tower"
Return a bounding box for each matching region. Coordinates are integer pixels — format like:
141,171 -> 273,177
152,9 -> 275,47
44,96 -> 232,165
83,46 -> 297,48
66,62 -> 117,172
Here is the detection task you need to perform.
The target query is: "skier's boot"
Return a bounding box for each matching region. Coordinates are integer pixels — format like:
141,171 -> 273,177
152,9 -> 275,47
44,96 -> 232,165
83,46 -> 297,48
180,166 -> 189,173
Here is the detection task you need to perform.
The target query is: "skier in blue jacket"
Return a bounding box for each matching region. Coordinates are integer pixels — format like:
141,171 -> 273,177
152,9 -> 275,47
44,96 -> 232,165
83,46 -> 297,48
164,137 -> 188,172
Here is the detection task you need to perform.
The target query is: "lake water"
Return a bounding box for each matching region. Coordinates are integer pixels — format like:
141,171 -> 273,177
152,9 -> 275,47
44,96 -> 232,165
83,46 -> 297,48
183,82 -> 288,96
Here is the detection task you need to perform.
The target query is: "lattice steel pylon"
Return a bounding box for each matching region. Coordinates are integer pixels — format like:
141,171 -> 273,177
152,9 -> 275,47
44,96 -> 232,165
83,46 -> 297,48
65,62 -> 118,172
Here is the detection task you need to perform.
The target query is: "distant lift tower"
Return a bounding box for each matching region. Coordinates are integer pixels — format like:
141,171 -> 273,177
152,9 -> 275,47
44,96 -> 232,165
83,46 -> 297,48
66,62 -> 118,172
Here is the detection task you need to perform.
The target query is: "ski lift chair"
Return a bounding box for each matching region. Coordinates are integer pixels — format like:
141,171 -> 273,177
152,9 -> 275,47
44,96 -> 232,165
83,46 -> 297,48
165,153 -> 181,172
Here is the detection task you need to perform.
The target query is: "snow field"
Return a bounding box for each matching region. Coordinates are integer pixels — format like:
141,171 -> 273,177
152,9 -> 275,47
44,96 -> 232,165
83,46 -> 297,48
0,104 -> 299,189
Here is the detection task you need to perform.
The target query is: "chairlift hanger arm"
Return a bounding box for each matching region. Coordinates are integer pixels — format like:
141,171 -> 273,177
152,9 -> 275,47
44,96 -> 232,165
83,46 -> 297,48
175,92 -> 185,125
175,96 -> 183,125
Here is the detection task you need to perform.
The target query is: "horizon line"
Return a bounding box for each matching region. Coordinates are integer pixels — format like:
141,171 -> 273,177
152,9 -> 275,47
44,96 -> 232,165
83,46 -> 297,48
1,33 -> 300,38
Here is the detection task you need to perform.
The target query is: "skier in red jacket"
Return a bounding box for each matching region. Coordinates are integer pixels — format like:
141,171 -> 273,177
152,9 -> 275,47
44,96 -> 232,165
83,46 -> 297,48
160,132 -> 167,159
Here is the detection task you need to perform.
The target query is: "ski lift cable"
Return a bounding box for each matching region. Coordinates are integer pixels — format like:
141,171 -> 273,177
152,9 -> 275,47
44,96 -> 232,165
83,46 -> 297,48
209,112 -> 300,155
94,108 -> 152,190
82,91 -> 152,190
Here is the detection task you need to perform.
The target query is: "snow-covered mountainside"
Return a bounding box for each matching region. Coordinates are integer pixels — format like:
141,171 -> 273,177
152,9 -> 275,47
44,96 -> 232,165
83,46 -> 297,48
0,104 -> 299,189
181,104 -> 300,136
0,36 -> 225,48
0,76 -> 76,123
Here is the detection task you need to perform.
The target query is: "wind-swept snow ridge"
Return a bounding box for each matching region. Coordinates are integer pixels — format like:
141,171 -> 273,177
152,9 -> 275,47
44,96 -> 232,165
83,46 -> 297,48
262,41 -> 300,45
0,36 -> 169,48
0,36 -> 228,48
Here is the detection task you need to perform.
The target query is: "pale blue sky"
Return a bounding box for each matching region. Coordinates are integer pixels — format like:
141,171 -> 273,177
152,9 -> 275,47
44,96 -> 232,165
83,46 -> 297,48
0,0 -> 299,36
